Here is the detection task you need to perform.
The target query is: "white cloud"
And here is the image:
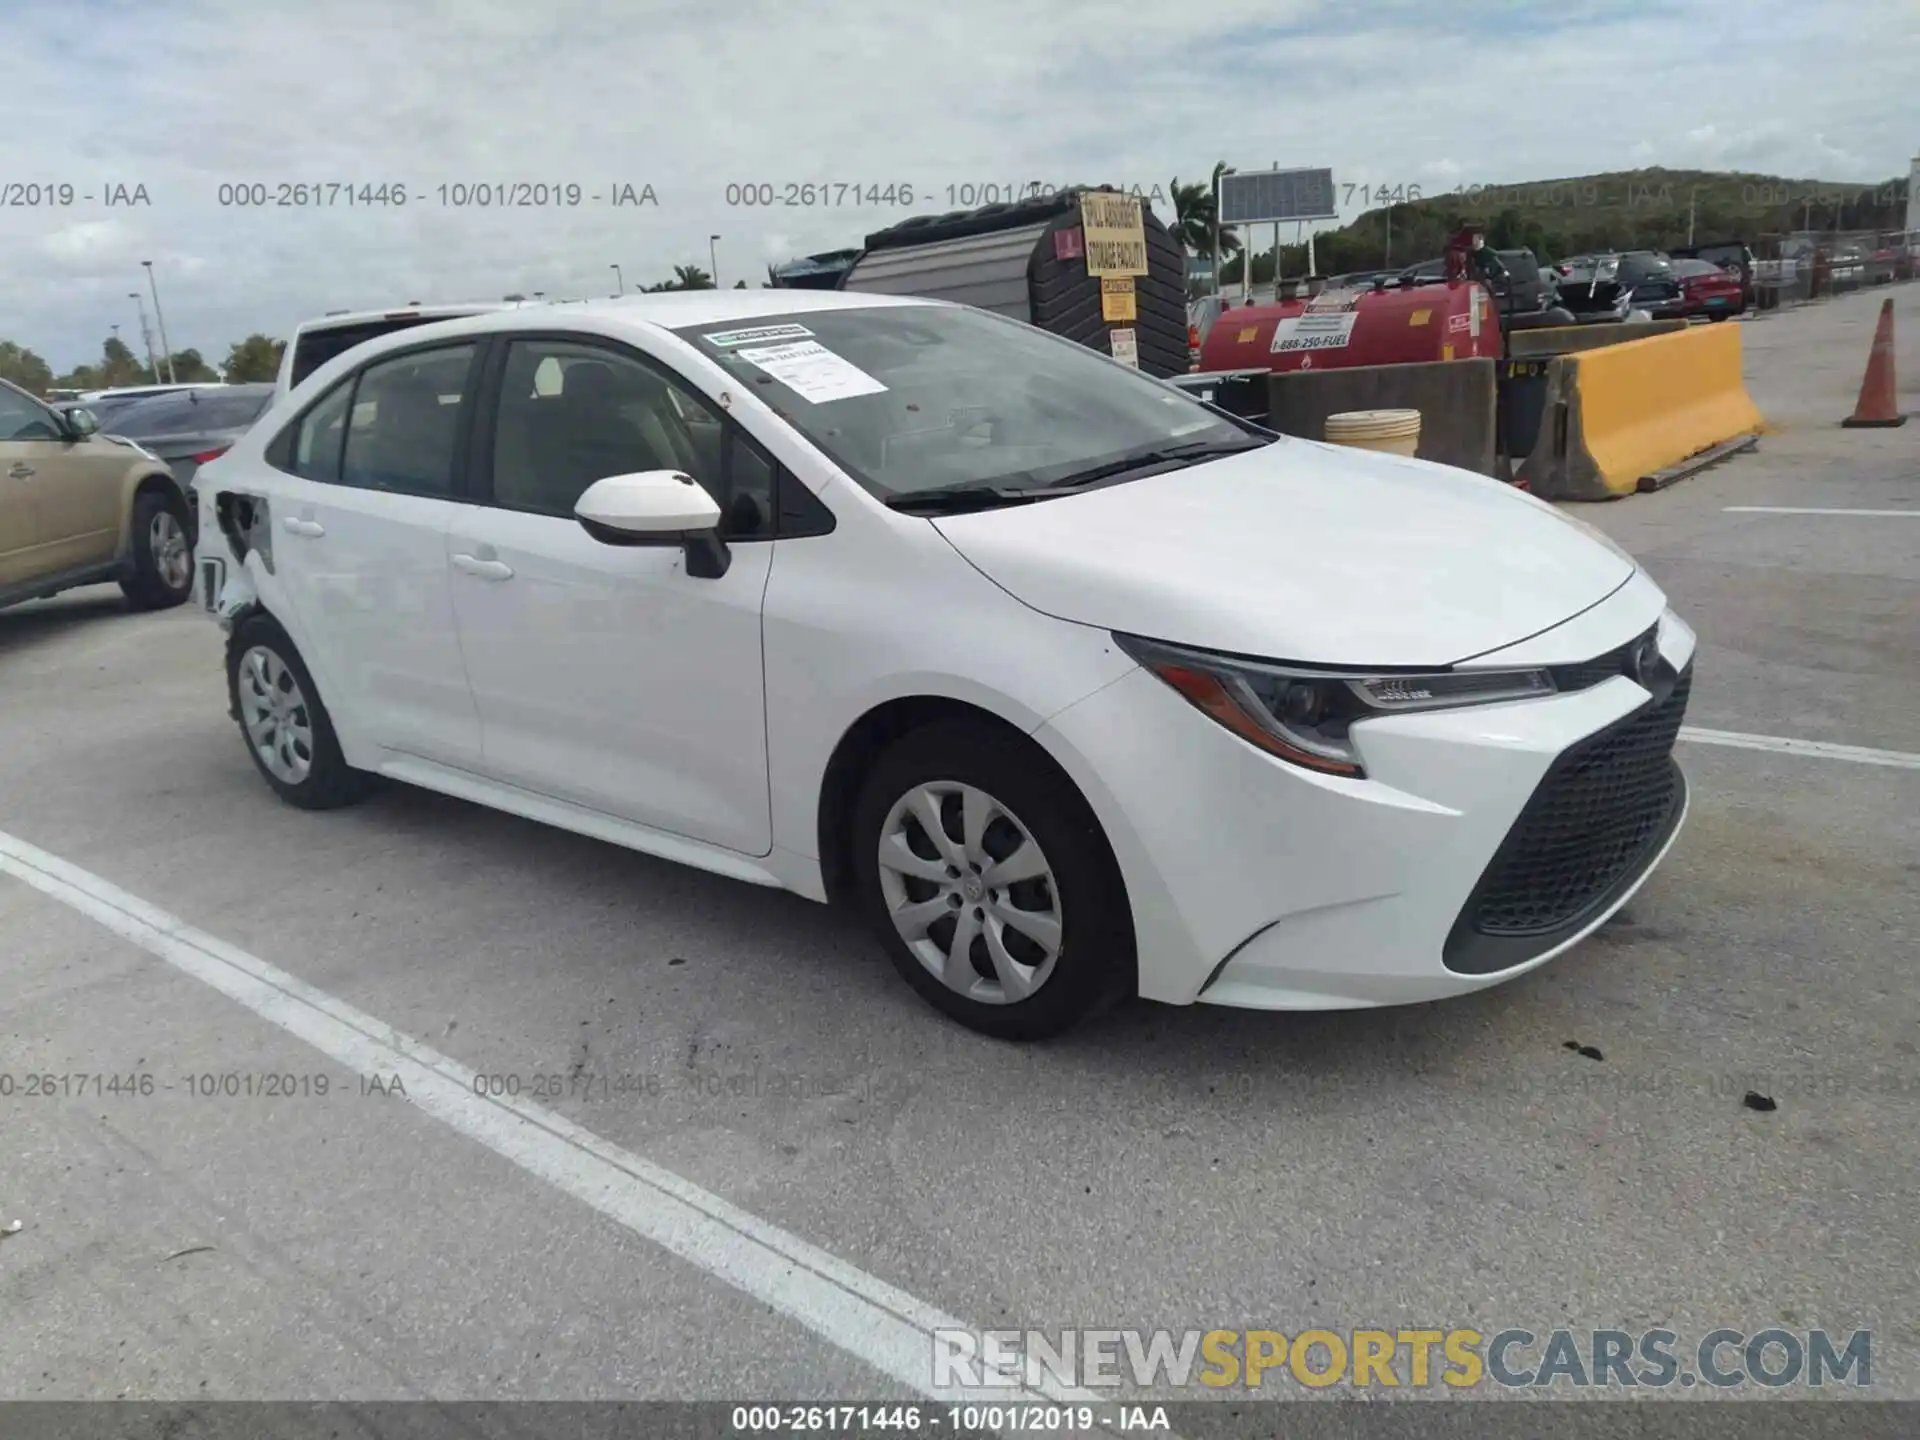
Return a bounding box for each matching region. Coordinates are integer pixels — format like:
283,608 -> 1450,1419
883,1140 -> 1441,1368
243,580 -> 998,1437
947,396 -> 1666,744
1,0 -> 1914,369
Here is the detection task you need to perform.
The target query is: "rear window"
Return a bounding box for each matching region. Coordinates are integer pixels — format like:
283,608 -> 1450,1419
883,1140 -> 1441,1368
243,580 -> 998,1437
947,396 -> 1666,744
1496,251 -> 1540,282
109,389 -> 273,436
290,317 -> 461,389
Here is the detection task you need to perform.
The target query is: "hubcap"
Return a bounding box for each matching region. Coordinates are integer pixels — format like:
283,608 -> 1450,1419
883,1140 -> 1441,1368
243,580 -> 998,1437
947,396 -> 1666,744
238,645 -> 314,785
150,511 -> 191,591
876,781 -> 1063,1005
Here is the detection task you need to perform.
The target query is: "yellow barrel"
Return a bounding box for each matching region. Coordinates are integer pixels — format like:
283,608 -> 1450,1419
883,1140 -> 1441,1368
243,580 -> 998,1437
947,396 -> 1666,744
1324,408 -> 1422,458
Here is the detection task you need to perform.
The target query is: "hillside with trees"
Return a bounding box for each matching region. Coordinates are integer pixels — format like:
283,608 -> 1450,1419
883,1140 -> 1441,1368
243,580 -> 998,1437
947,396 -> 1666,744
1186,165 -> 1912,285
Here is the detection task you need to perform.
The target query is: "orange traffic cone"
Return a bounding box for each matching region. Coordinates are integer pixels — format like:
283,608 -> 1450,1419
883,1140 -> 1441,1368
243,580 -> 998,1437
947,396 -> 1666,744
1842,298 -> 1906,427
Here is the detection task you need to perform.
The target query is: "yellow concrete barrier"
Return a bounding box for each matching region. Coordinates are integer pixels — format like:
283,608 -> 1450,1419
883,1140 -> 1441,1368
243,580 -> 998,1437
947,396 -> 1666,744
1524,323 -> 1764,500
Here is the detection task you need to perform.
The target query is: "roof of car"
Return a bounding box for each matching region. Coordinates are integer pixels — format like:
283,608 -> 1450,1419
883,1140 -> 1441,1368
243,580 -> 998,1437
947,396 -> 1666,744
274,289 -> 947,400
581,289 -> 933,326
77,382 -> 227,400
292,301 -> 523,334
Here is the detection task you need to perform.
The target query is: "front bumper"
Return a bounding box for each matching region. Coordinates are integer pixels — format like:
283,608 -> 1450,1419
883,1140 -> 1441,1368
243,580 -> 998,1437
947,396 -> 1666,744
1035,594 -> 1695,1010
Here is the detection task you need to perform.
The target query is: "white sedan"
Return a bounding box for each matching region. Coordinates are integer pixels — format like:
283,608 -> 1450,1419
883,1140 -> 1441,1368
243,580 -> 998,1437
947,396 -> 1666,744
192,290 -> 1694,1039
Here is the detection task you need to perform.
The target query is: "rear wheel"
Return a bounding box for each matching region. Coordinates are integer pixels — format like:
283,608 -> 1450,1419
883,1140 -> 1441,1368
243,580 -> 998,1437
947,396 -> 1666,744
851,720 -> 1134,1040
120,489 -> 193,610
226,613 -> 375,810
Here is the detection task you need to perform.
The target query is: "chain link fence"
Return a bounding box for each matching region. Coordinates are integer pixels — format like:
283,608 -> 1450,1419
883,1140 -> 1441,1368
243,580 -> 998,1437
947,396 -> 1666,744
1750,229 -> 1917,314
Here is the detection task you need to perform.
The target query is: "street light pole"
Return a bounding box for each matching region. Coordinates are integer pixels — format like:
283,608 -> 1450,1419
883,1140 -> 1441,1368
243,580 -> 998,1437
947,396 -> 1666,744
128,291 -> 159,378
709,234 -> 721,289
610,263 -> 624,295
141,261 -> 177,383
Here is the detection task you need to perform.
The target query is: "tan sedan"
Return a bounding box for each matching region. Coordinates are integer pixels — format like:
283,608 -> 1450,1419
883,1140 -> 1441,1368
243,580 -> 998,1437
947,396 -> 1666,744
0,377 -> 193,613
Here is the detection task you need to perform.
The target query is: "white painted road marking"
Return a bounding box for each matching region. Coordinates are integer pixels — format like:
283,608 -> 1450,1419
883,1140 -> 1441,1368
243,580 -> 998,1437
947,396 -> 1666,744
1723,506 -> 1919,517
0,828 -> 1142,1435
1680,728 -> 1920,770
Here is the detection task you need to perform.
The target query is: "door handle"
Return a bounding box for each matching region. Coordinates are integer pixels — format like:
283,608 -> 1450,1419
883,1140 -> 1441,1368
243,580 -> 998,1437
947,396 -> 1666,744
7,463 -> 33,480
282,517 -> 325,537
450,553 -> 514,581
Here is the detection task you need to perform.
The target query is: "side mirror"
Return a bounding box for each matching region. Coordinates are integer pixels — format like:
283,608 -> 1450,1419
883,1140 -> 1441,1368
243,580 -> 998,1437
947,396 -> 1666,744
61,406 -> 101,438
574,470 -> 731,578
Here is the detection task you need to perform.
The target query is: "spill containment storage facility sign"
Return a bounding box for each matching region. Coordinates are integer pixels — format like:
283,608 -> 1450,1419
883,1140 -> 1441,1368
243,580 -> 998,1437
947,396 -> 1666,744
1080,193 -> 1149,277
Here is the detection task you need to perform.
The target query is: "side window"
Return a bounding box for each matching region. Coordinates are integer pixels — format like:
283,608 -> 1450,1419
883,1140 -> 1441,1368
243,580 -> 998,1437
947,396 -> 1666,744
775,468 -> 836,538
286,379 -> 355,481
489,339 -> 768,535
0,387 -> 60,443
338,344 -> 476,496
719,429 -> 776,540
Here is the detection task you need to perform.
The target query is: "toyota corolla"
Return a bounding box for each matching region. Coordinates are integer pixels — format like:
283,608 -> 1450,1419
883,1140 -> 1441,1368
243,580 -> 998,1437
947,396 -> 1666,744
191,290 -> 1693,1039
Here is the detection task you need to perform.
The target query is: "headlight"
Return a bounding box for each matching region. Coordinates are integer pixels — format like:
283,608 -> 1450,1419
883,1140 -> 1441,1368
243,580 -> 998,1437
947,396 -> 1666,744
1115,634 -> 1555,779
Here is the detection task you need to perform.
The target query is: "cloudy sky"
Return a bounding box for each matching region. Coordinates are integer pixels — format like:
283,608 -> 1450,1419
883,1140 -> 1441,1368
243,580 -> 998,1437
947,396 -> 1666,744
5,0 -> 1915,372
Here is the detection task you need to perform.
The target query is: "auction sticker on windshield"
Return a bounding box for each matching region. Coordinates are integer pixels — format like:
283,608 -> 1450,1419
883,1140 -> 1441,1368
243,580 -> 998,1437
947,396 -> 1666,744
701,324 -> 815,347
1271,312 -> 1358,353
735,340 -> 888,402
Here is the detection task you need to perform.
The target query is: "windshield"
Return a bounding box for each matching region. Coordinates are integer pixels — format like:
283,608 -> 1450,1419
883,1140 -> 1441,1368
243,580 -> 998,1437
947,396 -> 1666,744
671,304 -> 1259,500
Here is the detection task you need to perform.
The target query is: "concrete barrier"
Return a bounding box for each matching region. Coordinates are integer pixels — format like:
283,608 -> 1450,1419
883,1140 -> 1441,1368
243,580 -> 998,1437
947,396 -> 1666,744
1518,322 -> 1764,500
1266,358 -> 1497,475
1508,320 -> 1689,358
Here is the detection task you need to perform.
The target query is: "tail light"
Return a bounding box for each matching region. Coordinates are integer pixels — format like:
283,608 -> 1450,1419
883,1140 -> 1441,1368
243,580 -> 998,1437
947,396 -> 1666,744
1188,323 -> 1200,348
190,446 -> 230,464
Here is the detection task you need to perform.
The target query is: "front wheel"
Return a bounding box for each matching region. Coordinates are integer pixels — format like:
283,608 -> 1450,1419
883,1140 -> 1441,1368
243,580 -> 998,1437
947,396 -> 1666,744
120,489 -> 193,610
851,720 -> 1135,1040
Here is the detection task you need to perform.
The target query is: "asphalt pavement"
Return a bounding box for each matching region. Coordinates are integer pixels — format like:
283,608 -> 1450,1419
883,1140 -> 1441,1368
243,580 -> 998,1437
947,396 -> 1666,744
1,285 -> 1915,1418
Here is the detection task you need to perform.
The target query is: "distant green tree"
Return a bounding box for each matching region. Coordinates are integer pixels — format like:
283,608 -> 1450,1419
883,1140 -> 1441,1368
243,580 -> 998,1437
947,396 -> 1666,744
164,349 -> 220,383
0,340 -> 54,394
221,334 -> 286,383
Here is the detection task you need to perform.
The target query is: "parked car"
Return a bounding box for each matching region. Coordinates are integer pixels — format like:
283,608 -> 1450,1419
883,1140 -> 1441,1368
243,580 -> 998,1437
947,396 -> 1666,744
1669,241 -> 1754,309
104,382 -> 278,511
193,290 -> 1694,1039
1619,252 -> 1687,317
1395,257 -> 1449,287
275,302 -> 525,402
1327,270 -> 1396,290
1669,258 -> 1745,320
1395,249 -> 1560,326
1553,252 -> 1683,322
78,383 -> 229,428
0,377 -> 195,613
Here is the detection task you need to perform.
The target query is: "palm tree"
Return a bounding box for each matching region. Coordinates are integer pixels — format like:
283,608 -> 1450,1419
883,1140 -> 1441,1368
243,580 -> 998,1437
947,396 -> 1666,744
672,263 -> 714,290
1170,161 -> 1242,263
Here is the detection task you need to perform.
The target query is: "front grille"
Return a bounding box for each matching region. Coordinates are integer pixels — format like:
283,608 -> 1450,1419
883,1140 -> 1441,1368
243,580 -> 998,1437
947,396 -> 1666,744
1446,665 -> 1691,972
1550,625 -> 1657,693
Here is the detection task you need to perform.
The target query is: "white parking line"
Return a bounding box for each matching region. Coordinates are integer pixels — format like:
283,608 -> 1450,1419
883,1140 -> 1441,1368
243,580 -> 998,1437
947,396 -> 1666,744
1722,507 -> 1919,517
1679,727 -> 1920,769
0,827 -> 1135,1434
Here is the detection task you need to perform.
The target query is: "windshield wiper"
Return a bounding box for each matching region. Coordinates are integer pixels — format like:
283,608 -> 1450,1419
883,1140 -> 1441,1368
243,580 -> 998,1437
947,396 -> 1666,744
1040,436 -> 1270,490
885,438 -> 1271,515
884,485 -> 1062,515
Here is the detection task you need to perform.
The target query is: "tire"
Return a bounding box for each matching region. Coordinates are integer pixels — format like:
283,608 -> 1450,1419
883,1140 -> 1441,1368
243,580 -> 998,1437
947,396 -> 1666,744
119,487 -> 194,610
1709,312 -> 1730,322
850,719 -> 1135,1040
226,612 -> 375,810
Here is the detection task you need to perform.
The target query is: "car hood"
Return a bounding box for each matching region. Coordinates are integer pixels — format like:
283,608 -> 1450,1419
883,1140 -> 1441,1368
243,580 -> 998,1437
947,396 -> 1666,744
930,439 -> 1635,667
